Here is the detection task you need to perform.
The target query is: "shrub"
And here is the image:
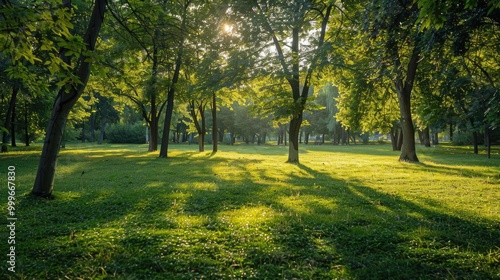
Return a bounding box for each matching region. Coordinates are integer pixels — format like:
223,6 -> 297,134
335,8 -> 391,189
106,122 -> 146,144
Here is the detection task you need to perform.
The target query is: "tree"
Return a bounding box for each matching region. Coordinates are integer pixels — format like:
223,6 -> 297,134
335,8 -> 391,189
106,0 -> 180,152
413,0 -> 500,157
233,0 -> 337,163
0,0 -> 76,152
31,0 -> 106,197
348,0 -> 429,162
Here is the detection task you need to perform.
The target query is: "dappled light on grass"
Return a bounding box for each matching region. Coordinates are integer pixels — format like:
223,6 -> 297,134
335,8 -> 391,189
1,143 -> 499,279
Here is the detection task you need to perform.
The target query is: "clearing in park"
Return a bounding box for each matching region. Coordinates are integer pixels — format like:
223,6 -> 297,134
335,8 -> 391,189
1,143 -> 499,279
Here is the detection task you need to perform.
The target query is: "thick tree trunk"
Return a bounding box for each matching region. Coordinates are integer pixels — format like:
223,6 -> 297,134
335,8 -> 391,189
288,115 -> 301,163
397,98 -> 418,161
423,126 -> 431,147
432,131 -> 439,145
32,0 -> 106,197
394,46 -> 420,162
149,114 -> 158,151
212,92 -> 217,153
1,84 -> 19,152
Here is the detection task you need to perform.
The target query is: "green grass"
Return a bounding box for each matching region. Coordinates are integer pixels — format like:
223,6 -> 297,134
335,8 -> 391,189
1,143 -> 499,279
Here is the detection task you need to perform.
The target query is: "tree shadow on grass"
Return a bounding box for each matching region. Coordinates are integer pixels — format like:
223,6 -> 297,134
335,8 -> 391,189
7,148 -> 500,279
279,163 -> 500,279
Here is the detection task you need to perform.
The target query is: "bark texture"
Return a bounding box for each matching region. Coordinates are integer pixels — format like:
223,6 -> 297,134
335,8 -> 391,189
32,0 -> 106,197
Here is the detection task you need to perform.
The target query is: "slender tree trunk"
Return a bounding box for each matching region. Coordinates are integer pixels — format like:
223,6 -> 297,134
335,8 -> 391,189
90,109 -> 96,142
449,121 -> 453,142
390,126 -> 398,151
148,56 -> 159,152
284,124 -> 288,146
32,0 -> 106,198
24,99 -> 29,146
211,92 -> 217,153
472,131 -> 479,155
1,84 -> 19,152
159,2 -> 187,158
98,107 -> 107,144
10,97 -> 16,147
397,128 -> 403,150
188,101 -> 206,152
158,53 -> 182,157
485,128 -> 491,159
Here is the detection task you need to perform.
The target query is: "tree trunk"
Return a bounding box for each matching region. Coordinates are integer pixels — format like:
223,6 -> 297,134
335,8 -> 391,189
200,105 -> 206,152
98,106 -> 107,144
394,46 -> 420,162
431,131 -> 439,145
158,56 -> 181,157
81,121 -> 86,142
390,126 -> 398,151
397,128 -> 403,151
147,38 -> 161,152
2,84 -> 19,152
423,126 -> 431,147
24,99 -> 29,146
417,130 -> 424,145
449,121 -> 453,142
288,115 -> 301,163
90,109 -> 96,142
212,92 -> 217,153
159,3 -> 187,158
10,96 -> 16,147
485,128 -> 491,159
32,0 -> 106,198
284,124 -> 288,146
149,114 -> 158,151
188,101 -> 206,152
472,131 -> 479,155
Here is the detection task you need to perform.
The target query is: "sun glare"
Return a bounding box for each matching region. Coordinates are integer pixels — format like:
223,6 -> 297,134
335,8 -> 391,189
223,23 -> 233,34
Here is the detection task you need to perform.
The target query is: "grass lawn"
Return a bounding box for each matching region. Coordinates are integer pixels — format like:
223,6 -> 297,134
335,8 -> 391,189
1,142 -> 499,279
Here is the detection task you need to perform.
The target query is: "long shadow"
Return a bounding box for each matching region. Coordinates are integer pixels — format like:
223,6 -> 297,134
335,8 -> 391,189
6,147 -> 500,279
280,163 -> 500,279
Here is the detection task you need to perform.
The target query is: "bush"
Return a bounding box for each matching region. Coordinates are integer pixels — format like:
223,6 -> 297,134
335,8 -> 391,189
62,127 -> 80,142
106,122 -> 146,144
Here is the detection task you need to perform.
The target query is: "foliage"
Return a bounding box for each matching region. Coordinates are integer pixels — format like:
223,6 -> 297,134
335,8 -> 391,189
106,122 -> 146,144
1,143 -> 499,278
0,0 -> 91,95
